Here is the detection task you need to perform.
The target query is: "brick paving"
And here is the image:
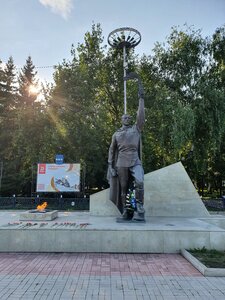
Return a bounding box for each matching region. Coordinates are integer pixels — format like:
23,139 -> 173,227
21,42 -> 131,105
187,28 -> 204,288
0,253 -> 201,277
0,253 -> 225,299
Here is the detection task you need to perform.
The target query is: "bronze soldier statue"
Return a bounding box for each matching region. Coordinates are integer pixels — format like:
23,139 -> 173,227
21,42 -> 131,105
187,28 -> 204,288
107,73 -> 145,221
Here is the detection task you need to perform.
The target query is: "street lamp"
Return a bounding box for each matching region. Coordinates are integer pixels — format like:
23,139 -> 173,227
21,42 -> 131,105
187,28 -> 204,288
108,27 -> 141,114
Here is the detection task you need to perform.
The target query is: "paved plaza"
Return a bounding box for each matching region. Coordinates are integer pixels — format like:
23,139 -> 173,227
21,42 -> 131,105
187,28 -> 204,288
0,211 -> 225,299
0,252 -> 225,299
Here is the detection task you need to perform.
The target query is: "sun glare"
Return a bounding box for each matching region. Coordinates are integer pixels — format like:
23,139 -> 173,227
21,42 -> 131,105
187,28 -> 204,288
28,84 -> 39,95
28,83 -> 46,103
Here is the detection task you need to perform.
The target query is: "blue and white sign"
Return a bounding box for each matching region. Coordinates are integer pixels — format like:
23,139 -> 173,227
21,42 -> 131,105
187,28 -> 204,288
55,154 -> 64,164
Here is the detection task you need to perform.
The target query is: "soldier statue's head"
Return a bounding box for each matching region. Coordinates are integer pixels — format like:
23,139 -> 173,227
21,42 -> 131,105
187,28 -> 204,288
122,114 -> 132,126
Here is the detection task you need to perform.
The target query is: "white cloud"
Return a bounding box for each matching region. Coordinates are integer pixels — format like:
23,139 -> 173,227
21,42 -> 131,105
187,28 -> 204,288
39,0 -> 73,19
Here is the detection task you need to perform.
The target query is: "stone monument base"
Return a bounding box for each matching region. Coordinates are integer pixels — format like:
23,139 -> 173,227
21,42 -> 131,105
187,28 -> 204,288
19,210 -> 58,221
116,217 -> 146,223
0,212 -> 225,252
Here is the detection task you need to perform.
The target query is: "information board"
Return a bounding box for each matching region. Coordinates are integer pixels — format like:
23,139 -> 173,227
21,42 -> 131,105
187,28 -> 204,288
36,163 -> 80,192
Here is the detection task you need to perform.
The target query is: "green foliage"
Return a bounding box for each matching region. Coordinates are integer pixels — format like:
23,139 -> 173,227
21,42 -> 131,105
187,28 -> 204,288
0,23 -> 224,195
189,248 -> 225,268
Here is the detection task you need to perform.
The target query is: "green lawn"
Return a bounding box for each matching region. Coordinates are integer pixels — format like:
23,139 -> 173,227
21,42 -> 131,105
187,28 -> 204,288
189,248 -> 225,268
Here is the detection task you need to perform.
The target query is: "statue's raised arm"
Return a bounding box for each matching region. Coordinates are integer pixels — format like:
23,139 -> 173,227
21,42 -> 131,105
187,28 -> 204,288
124,72 -> 145,131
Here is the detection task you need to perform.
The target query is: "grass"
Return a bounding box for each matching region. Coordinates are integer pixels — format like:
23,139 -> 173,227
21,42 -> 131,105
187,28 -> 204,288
189,247 -> 225,268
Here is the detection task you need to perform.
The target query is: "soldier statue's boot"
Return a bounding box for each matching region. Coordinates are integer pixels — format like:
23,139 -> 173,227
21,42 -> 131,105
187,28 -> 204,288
133,202 -> 145,221
133,188 -> 145,221
121,194 -> 129,219
122,205 -> 134,220
122,208 -> 129,219
122,193 -> 133,220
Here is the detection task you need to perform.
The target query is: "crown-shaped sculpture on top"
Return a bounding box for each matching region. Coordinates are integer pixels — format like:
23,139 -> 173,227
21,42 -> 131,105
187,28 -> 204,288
108,27 -> 141,49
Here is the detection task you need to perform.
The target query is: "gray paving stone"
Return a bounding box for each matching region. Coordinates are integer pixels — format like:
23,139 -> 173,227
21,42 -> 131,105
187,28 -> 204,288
1,254 -> 225,300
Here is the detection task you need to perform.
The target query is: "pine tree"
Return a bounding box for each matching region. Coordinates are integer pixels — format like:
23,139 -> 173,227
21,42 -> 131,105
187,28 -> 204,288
6,56 -> 40,195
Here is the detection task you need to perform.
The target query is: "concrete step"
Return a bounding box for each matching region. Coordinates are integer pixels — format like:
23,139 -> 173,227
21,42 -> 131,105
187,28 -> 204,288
0,212 -> 225,253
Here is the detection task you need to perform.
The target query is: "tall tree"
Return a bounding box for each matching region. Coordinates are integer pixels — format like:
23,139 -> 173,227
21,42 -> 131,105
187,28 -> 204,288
1,23 -> 224,196
139,25 -> 225,192
4,56 -> 44,195
0,57 -> 18,195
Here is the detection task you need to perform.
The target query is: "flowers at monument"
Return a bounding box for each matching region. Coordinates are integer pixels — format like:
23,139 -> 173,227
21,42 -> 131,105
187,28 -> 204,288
125,189 -> 136,211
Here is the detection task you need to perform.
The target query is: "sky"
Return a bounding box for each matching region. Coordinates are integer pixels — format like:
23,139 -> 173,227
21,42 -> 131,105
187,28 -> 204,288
0,0 -> 225,83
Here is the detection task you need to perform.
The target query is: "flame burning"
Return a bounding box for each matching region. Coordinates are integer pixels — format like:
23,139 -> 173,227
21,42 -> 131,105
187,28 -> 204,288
37,202 -> 47,211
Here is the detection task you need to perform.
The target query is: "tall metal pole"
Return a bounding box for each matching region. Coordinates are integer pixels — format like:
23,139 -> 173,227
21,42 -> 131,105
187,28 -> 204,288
0,162 -> 3,195
31,163 -> 34,197
107,27 -> 141,115
123,46 -> 127,114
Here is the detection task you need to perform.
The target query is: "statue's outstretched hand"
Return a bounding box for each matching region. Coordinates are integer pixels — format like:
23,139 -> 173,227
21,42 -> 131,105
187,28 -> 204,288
124,72 -> 144,98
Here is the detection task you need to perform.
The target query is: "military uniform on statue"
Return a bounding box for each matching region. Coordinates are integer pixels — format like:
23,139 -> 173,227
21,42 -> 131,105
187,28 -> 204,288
107,72 -> 145,222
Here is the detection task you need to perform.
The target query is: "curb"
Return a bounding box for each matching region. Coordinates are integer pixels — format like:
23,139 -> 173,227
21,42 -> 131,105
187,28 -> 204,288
181,249 -> 225,277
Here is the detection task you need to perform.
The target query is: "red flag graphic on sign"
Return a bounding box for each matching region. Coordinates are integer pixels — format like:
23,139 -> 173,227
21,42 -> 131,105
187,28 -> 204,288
38,164 -> 46,174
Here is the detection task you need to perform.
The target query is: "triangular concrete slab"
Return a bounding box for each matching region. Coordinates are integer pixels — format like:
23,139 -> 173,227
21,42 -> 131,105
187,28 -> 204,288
90,162 -> 209,217
144,162 -> 209,217
90,188 -> 121,216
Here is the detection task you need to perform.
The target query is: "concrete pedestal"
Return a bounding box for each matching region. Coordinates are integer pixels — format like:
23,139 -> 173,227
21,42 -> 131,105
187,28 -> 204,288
20,210 -> 58,221
0,212 -> 225,253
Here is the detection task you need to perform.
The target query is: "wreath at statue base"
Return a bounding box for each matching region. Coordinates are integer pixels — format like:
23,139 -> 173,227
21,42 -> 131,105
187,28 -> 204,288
116,188 -> 145,223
